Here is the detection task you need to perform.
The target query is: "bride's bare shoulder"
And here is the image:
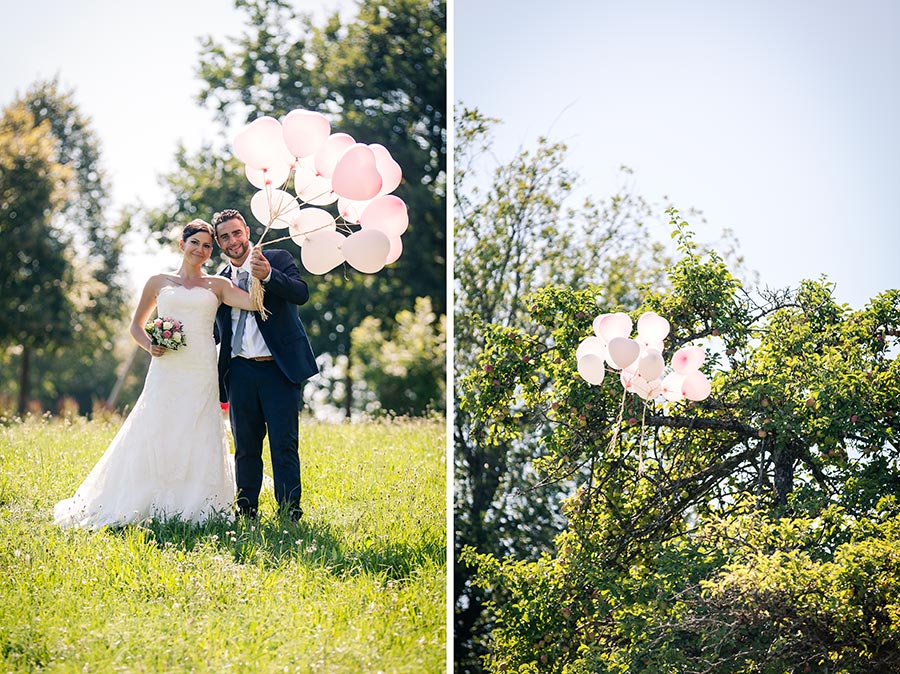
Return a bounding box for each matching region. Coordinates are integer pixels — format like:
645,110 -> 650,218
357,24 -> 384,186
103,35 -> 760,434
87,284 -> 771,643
143,273 -> 178,294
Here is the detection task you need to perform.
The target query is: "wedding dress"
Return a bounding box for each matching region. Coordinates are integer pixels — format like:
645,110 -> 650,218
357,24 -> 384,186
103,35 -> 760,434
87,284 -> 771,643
54,285 -> 236,528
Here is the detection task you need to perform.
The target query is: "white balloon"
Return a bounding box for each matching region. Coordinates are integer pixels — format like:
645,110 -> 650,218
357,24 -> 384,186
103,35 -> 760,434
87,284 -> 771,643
637,311 -> 670,343
343,229 -> 391,274
244,162 -> 291,190
661,372 -> 686,402
337,196 -> 373,224
577,353 -> 605,385
638,349 -> 665,381
250,189 -> 299,229
607,336 -> 640,370
289,207 -> 335,245
294,165 -> 337,206
301,230 -> 345,275
576,336 -> 608,362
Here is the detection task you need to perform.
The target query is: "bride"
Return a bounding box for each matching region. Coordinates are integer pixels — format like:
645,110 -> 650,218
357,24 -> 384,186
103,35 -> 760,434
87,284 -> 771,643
54,219 -> 255,529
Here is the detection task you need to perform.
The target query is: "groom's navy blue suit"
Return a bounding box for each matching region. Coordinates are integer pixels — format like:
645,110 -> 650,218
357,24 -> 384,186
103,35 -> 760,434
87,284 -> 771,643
215,249 -> 318,517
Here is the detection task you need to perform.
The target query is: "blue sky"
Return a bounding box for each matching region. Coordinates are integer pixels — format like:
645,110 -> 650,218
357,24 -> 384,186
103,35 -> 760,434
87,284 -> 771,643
454,0 -> 900,308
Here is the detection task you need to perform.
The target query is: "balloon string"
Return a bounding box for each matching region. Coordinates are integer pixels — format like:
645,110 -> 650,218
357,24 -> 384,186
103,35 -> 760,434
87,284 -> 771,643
639,403 -> 647,475
257,219 -> 346,248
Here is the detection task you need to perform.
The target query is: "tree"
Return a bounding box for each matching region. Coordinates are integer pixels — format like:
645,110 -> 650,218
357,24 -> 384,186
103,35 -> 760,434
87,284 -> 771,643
0,102 -> 72,414
453,107 -> 672,671
459,211 -> 900,673
350,296 -> 446,416
0,80 -> 129,415
142,0 -> 446,417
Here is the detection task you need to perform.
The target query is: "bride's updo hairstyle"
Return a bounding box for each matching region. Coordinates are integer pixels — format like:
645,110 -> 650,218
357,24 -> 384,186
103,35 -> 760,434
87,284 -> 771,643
182,219 -> 215,241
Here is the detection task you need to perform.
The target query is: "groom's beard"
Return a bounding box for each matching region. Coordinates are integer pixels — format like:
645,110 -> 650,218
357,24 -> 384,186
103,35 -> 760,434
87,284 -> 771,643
223,241 -> 249,262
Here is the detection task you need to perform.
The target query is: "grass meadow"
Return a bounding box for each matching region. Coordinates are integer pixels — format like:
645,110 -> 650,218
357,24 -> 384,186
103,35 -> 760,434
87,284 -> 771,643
0,416 -> 446,673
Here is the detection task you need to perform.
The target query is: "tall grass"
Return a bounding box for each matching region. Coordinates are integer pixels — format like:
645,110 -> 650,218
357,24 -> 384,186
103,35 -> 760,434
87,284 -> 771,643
0,416 -> 446,673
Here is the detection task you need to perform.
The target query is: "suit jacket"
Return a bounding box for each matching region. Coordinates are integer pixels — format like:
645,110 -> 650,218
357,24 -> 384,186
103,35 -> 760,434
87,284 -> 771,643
215,249 -> 318,403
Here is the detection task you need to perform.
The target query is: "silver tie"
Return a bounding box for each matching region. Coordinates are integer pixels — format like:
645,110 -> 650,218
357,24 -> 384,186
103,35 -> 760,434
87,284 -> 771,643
231,270 -> 250,357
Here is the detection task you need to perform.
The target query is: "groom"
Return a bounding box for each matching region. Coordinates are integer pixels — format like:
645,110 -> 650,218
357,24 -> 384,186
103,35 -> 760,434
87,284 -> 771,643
212,208 -> 318,520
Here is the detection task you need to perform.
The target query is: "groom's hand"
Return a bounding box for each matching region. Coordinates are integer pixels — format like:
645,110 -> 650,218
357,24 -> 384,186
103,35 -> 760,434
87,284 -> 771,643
249,248 -> 270,280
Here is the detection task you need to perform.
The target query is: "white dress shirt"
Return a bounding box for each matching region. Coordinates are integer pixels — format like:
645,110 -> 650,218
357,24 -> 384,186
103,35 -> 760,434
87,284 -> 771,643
231,247 -> 272,359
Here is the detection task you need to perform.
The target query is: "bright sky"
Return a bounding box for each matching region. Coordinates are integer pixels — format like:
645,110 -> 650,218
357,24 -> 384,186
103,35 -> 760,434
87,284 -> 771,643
1,0 -> 348,295
455,0 -> 900,309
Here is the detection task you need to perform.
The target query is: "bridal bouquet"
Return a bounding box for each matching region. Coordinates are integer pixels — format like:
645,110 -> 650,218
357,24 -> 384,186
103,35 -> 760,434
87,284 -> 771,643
145,316 -> 186,350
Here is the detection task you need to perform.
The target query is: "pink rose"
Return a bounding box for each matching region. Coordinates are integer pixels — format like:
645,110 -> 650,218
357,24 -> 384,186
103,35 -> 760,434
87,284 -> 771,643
163,330 -> 172,339
172,321 -> 181,330
154,319 -> 163,327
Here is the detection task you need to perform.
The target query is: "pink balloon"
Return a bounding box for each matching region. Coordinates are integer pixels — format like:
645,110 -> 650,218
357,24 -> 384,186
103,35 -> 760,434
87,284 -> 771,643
343,229 -> 391,274
314,133 -> 355,179
282,109 -> 331,158
661,372 -> 685,402
233,116 -> 288,170
596,312 -> 633,342
360,195 -> 409,237
385,236 -> 403,264
682,370 -> 711,401
578,353 -> 606,385
331,144 -> 383,201
607,336 -> 640,370
369,144 -> 402,194
637,312 -> 670,343
301,230 -> 345,275
671,346 -> 705,374
638,349 -> 665,381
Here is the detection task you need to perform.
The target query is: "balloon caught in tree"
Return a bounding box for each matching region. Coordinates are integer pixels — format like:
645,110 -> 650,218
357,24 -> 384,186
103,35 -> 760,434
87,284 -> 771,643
576,311 -> 712,402
232,110 -> 407,277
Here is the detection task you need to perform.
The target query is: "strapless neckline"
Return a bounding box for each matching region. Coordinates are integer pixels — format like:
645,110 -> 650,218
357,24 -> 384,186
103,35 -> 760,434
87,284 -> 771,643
158,284 -> 217,299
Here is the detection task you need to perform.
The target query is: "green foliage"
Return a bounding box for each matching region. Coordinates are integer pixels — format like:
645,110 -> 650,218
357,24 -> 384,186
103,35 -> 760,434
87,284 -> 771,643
466,504 -> 900,673
0,100 -> 72,348
350,296 -> 446,416
453,107 -> 674,671
460,209 -> 900,672
0,416 -> 445,672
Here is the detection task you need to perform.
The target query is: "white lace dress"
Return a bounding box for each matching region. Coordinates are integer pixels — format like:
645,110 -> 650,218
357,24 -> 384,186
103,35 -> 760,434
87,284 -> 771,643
54,285 -> 236,528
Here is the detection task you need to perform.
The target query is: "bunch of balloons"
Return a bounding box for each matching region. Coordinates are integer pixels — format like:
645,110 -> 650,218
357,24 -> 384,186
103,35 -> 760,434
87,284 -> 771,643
575,311 -> 712,402
232,109 -> 408,275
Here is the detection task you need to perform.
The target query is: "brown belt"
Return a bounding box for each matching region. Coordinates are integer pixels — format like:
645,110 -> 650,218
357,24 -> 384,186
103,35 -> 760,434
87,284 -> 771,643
239,355 -> 275,362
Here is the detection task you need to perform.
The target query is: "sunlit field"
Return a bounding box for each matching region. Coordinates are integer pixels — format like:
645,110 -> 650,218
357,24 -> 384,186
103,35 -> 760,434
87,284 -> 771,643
0,416 -> 445,673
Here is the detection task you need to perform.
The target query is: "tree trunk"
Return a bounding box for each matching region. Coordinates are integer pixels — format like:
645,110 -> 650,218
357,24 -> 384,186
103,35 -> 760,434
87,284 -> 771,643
344,352 -> 353,420
772,437 -> 795,508
17,346 -> 30,417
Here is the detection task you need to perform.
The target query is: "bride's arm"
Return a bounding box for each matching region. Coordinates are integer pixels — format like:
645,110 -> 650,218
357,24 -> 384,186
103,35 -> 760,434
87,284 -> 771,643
214,277 -> 257,311
130,276 -> 166,357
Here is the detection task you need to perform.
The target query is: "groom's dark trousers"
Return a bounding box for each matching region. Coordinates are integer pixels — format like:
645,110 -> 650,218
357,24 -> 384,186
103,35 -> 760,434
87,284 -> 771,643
215,249 -> 318,516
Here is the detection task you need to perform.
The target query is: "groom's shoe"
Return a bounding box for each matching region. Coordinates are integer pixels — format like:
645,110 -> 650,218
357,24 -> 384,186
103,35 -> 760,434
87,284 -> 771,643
287,505 -> 303,522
